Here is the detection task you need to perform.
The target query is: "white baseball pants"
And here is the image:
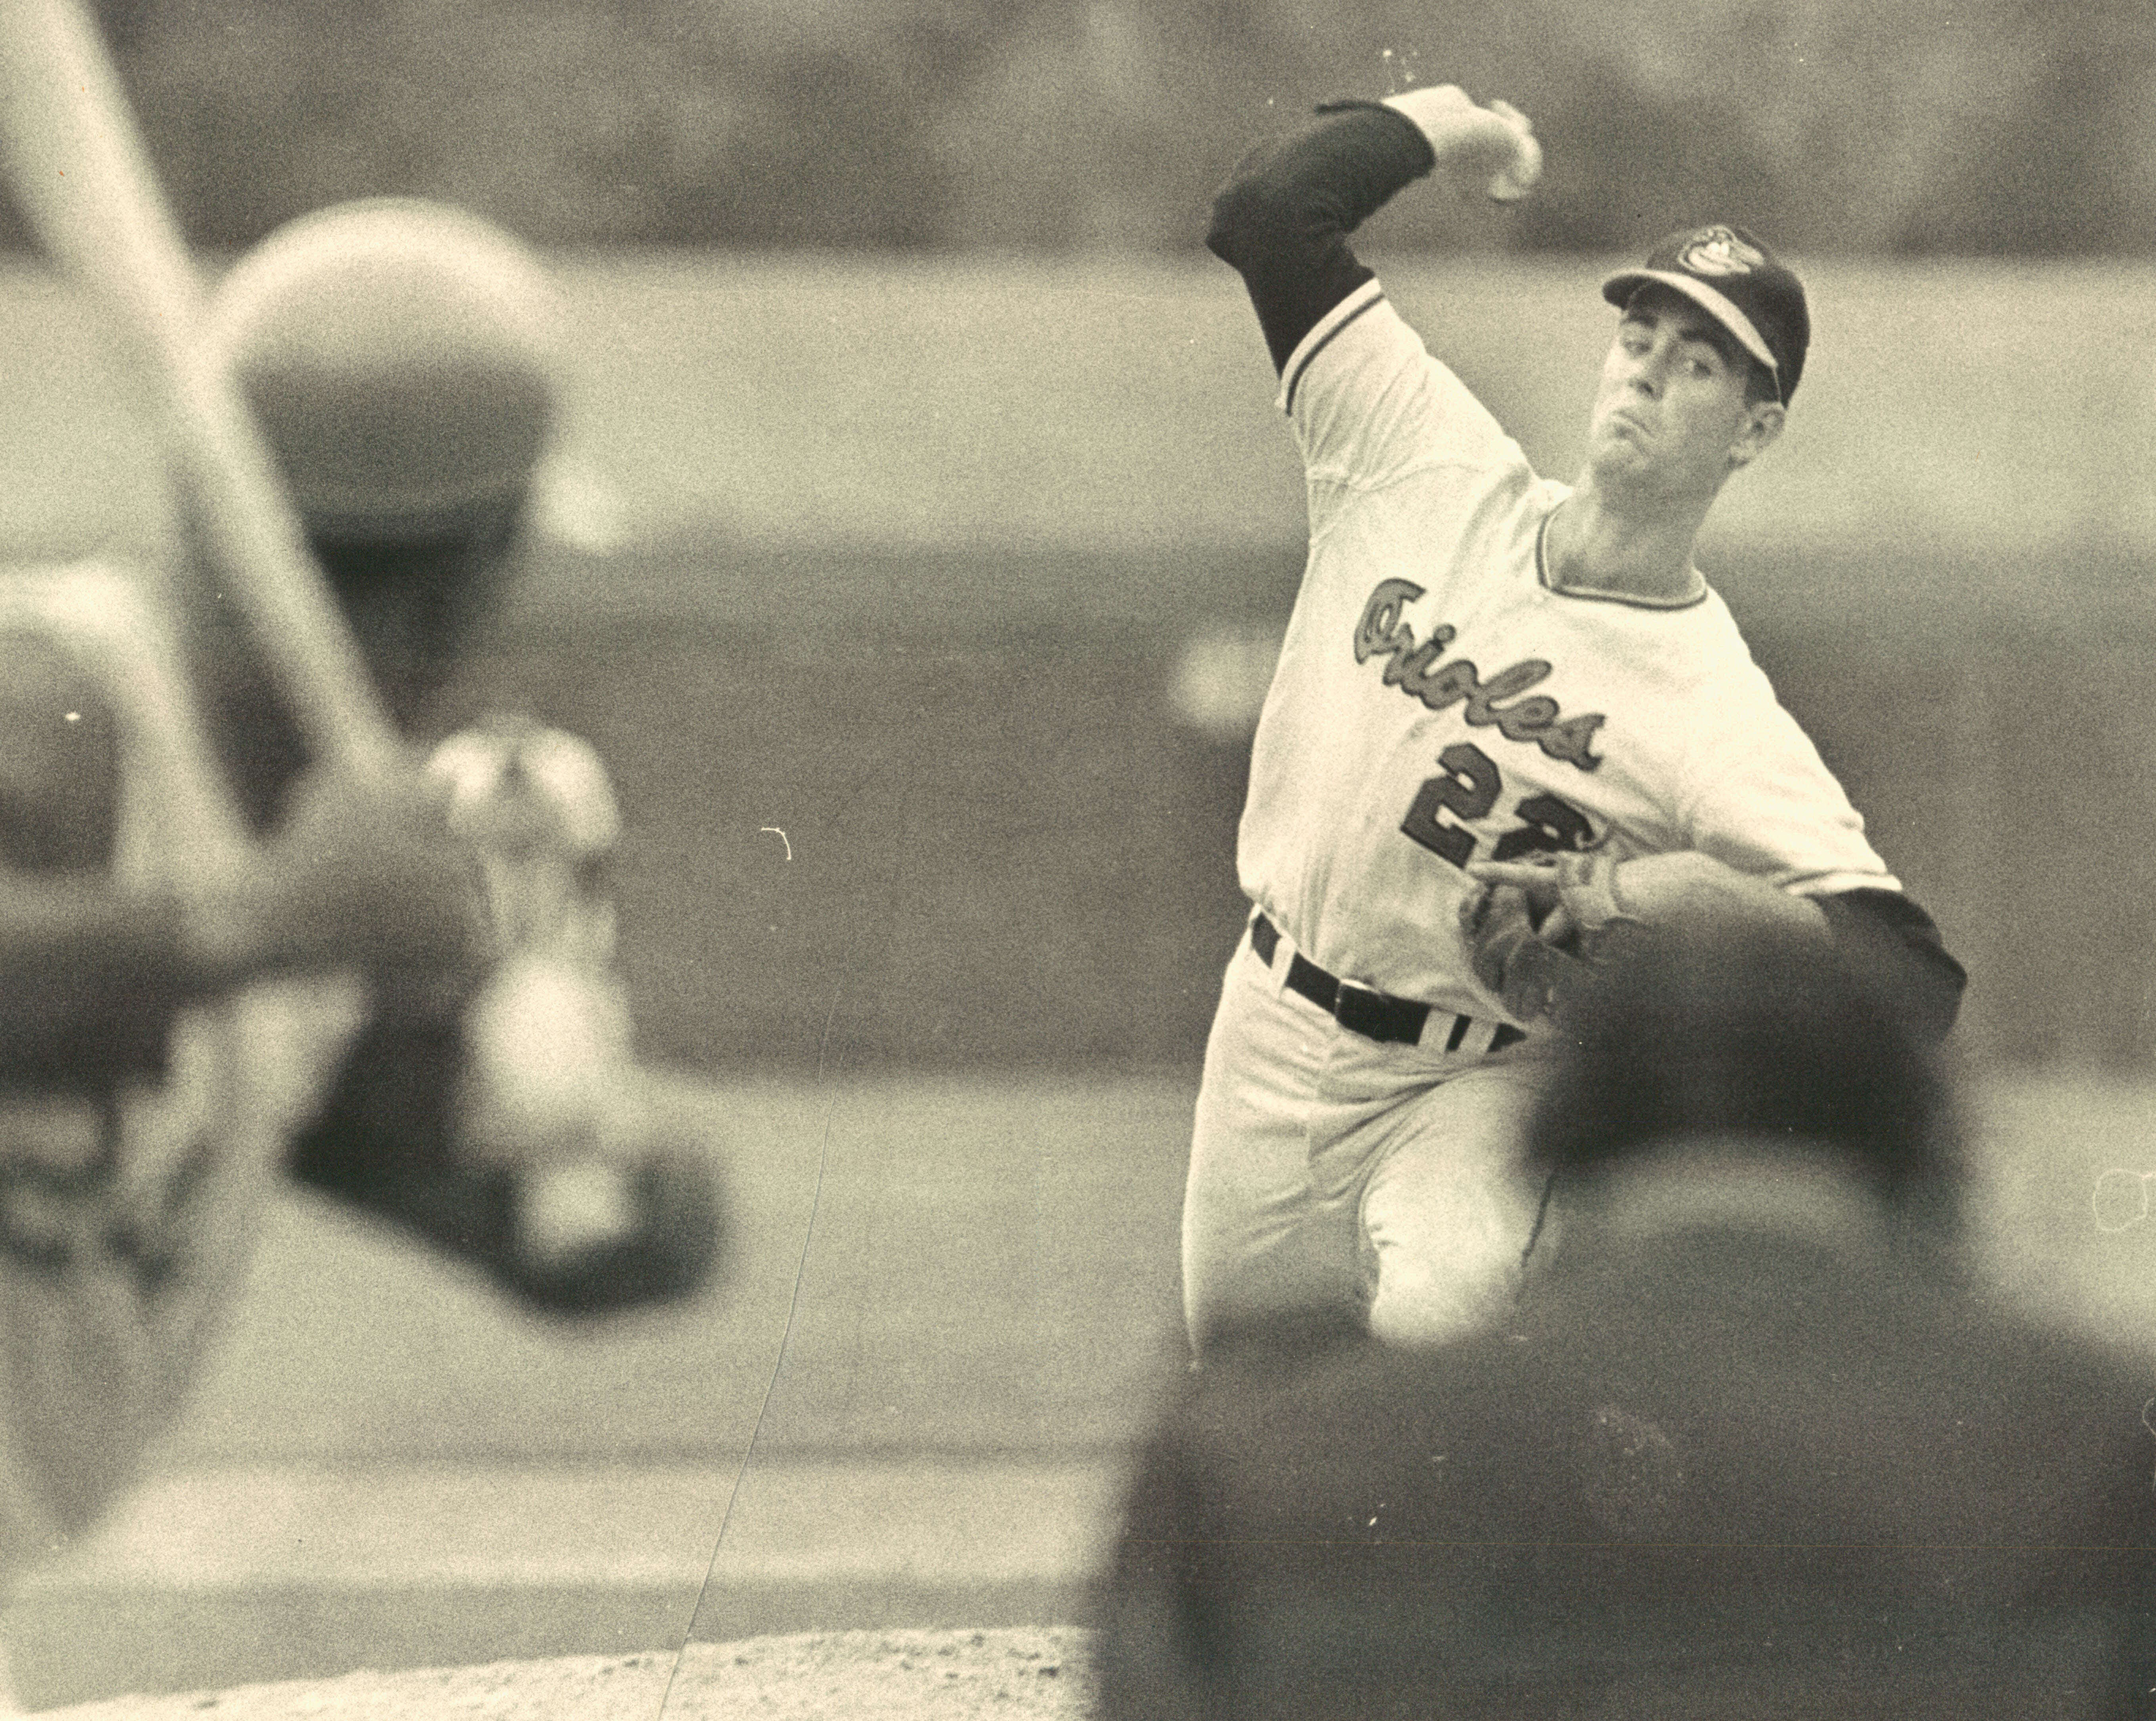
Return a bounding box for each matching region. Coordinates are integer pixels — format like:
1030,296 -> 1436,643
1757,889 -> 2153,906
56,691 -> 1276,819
1181,923 -> 1552,1356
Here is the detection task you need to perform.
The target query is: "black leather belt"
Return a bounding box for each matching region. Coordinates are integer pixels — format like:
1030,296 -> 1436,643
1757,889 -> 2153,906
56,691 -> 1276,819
1250,913 -> 1525,1053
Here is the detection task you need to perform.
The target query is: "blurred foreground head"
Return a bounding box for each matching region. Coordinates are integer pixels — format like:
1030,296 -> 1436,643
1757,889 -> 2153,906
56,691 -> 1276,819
201,198 -> 564,725
1529,916 -> 1959,1213
1096,930 -> 1983,1721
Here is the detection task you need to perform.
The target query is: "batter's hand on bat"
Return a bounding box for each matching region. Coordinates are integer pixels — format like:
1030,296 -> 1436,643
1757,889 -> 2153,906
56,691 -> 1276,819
213,764 -> 491,992
1381,84 -> 1542,204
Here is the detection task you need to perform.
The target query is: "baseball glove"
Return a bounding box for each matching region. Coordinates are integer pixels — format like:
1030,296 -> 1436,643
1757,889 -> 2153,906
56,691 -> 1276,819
1458,853 -> 1650,1022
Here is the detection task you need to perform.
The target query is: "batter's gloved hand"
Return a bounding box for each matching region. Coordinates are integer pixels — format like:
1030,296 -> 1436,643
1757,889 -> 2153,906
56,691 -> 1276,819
1458,853 -> 1650,1022
435,716 -> 725,1315
287,718 -> 727,1321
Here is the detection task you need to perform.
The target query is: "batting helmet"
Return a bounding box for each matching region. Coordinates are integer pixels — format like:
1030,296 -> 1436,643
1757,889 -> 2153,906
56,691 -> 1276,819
202,198 -> 563,544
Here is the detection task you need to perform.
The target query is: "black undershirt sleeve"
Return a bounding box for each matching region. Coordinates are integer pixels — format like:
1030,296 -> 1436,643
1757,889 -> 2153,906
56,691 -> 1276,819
1818,888 -> 1967,1049
1205,101 -> 1438,373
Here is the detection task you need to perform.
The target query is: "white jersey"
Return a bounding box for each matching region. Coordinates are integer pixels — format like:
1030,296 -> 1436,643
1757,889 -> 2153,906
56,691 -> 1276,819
1237,280 -> 1896,1022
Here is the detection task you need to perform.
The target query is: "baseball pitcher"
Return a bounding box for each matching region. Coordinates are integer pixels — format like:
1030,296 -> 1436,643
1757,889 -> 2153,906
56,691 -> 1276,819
1182,82 -> 1966,1359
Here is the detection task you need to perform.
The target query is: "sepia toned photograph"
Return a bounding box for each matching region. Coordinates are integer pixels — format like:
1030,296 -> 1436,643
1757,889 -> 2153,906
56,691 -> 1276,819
0,0 -> 2149,1715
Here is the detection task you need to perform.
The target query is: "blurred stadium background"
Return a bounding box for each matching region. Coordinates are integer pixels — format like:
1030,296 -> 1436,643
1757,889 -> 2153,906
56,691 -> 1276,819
4,0 -> 2156,1706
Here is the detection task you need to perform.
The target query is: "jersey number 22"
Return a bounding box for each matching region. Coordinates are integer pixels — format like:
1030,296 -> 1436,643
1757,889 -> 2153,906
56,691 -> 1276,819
1401,740 -> 1592,869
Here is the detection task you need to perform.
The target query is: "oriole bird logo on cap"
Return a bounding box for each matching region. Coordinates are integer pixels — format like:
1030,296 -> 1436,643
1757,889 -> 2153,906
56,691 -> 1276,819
1675,226 -> 1768,277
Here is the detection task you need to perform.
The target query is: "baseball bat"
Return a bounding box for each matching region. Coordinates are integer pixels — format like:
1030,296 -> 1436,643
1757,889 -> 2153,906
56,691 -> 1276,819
0,0 -> 400,783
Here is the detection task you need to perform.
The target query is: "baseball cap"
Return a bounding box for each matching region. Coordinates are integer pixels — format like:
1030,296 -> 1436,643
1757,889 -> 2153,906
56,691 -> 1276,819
1601,223 -> 1809,404
205,198 -> 563,543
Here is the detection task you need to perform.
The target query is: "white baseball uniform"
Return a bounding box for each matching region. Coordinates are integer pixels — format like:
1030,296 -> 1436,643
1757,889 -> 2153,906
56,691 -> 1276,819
1184,101 -> 1947,1356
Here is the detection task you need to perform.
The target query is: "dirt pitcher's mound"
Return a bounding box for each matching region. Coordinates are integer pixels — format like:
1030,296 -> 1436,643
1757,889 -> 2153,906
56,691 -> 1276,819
28,1628 -> 1099,1721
